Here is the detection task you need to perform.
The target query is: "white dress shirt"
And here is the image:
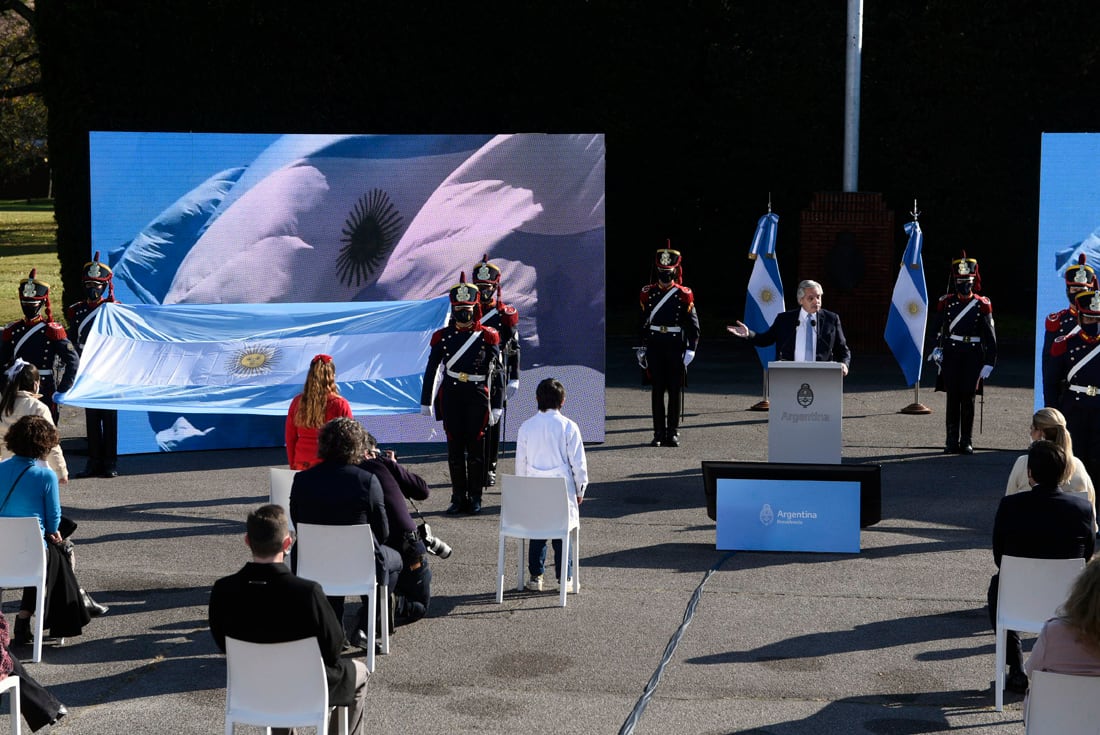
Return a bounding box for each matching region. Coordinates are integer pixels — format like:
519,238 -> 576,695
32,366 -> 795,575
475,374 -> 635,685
794,308 -> 817,362
514,408 -> 589,525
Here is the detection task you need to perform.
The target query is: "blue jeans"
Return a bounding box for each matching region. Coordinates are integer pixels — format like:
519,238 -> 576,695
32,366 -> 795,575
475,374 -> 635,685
529,539 -> 572,580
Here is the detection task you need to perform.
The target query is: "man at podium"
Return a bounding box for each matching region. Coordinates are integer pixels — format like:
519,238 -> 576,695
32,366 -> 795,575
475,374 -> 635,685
727,279 -> 851,376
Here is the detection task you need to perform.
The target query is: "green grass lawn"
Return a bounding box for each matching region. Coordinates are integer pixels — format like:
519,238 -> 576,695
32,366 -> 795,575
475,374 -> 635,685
0,200 -> 61,325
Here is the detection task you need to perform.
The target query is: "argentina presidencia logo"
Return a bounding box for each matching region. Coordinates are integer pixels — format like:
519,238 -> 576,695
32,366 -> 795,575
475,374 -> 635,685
759,503 -> 775,526
228,343 -> 279,377
797,382 -> 814,407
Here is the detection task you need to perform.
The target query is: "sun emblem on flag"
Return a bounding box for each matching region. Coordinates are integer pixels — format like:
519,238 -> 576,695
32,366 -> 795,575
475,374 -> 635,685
907,301 -> 922,316
229,344 -> 278,376
759,288 -> 774,304
339,188 -> 403,288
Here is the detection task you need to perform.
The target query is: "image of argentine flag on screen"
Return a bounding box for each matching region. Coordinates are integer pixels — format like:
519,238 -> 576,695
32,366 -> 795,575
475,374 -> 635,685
90,133 -> 606,453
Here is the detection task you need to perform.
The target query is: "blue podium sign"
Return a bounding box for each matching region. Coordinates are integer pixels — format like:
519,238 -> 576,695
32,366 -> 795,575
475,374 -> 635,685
716,478 -> 861,553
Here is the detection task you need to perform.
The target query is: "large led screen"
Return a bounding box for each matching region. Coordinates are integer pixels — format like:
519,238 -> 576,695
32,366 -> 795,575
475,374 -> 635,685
89,133 -> 606,453
1035,134 -> 1100,408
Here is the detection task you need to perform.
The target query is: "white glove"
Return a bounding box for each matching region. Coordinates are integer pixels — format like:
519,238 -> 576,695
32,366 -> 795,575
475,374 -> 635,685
506,379 -> 519,400
683,349 -> 696,367
979,365 -> 993,380
490,408 -> 503,425
420,405 -> 433,417
635,347 -> 648,369
928,347 -> 943,365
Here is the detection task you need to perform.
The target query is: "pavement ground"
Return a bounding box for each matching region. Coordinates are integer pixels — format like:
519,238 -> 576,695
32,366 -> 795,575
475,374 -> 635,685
1,337 -> 1043,734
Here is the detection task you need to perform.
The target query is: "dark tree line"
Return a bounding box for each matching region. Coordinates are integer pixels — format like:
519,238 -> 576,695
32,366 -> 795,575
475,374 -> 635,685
31,0 -> 1100,338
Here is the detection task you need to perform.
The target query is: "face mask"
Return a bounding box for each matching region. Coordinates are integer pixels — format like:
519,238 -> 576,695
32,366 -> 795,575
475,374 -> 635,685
85,282 -> 106,300
20,302 -> 42,320
452,308 -> 474,325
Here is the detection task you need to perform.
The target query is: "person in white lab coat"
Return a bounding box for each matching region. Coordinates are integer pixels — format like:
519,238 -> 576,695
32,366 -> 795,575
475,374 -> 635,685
514,378 -> 588,592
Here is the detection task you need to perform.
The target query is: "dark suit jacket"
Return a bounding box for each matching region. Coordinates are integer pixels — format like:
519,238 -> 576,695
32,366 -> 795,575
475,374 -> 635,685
992,484 -> 1095,567
208,561 -> 356,705
290,460 -> 401,581
748,308 -> 851,367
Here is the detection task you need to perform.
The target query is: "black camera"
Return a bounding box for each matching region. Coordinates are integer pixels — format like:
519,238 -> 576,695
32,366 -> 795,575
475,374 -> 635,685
417,522 -> 453,559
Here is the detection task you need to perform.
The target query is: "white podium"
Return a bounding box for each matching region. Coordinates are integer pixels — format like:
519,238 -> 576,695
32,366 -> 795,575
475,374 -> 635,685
767,361 -> 844,464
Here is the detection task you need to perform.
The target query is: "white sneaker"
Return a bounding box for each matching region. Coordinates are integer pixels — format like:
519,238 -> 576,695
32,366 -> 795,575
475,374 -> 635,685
558,577 -> 576,594
525,575 -> 543,592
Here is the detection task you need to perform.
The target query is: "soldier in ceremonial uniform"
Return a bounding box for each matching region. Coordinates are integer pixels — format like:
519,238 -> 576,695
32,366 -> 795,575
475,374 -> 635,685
472,254 -> 519,488
1042,254 -> 1097,408
929,252 -> 997,454
65,252 -> 120,478
637,246 -> 700,448
0,269 -> 78,423
420,274 -> 502,515
1045,289 -> 1100,483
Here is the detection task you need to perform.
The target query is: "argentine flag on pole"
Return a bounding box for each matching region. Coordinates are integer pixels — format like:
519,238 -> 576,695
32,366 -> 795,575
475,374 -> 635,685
55,298 -> 450,414
743,212 -> 784,367
884,221 -> 928,385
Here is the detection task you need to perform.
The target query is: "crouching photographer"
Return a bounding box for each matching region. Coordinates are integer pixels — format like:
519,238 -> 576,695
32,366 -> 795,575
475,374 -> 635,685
360,432 -> 450,627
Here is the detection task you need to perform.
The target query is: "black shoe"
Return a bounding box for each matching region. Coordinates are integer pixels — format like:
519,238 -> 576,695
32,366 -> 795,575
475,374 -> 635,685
49,705 -> 68,726
445,502 -> 465,515
665,432 -> 680,447
649,434 -> 662,447
944,444 -> 959,454
350,628 -> 372,650
1006,668 -> 1029,694
468,498 -> 482,514
81,588 -> 110,617
101,465 -> 119,478
13,615 -> 32,645
960,443 -> 974,455
486,470 -> 497,487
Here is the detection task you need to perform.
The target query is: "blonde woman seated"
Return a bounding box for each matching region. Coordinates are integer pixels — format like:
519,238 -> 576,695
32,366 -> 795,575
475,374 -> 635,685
1025,558 -> 1100,721
1006,408 -> 1095,514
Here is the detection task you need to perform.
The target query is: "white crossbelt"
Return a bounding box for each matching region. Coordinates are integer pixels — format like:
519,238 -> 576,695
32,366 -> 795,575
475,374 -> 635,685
949,334 -> 981,344
649,324 -> 682,333
37,369 -> 52,376
1069,385 -> 1100,397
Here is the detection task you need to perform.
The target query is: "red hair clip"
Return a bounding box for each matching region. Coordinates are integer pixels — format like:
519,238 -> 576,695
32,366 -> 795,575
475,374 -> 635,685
312,354 -> 333,364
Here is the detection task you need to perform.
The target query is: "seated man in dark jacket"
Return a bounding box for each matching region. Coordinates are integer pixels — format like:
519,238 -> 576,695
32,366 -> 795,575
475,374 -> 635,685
290,417 -> 402,647
209,504 -> 368,735
360,431 -> 438,627
988,439 -> 1096,694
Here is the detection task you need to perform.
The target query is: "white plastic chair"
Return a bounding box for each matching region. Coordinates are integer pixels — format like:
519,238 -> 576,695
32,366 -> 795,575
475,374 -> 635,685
268,468 -> 297,529
0,517 -> 47,663
1026,669 -> 1100,734
496,474 -> 580,608
224,636 -> 348,735
269,467 -> 298,567
0,675 -> 21,735
994,555 -> 1085,710
295,522 -> 389,673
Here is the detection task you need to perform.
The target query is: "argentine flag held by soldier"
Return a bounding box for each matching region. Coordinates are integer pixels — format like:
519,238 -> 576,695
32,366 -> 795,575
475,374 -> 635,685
55,299 -> 450,415
743,212 -> 783,367
884,221 -> 928,386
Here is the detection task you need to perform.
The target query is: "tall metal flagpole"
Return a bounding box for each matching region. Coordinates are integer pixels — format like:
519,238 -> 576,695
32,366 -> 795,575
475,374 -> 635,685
843,0 -> 863,192
749,194 -> 773,411
901,200 -> 932,415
